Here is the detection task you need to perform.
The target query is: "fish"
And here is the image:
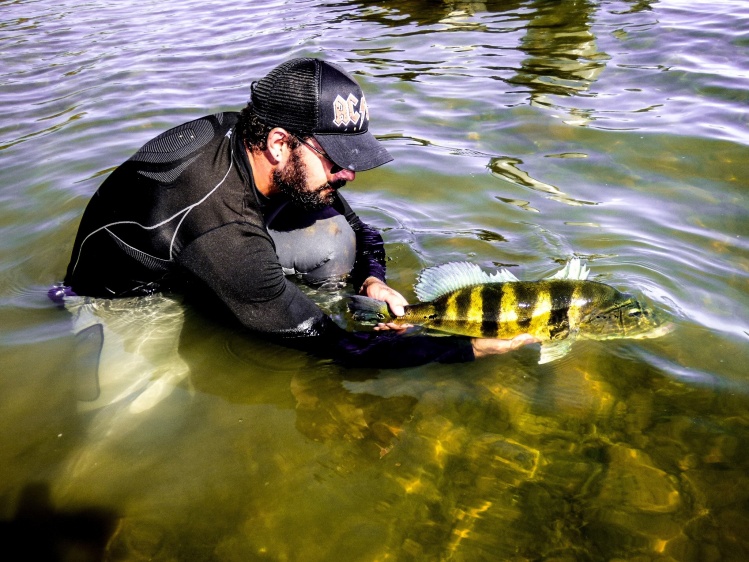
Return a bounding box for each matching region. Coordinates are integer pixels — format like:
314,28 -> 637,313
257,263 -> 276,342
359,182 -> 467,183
349,259 -> 672,363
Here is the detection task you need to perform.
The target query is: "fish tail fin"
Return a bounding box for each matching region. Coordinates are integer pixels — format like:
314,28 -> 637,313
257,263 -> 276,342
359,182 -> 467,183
348,295 -> 393,324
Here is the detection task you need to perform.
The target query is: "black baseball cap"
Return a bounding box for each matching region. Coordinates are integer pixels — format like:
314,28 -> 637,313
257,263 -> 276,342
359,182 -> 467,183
250,58 -> 393,172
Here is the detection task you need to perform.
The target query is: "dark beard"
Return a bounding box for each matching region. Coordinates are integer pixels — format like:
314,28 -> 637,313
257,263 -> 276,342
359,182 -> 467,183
272,149 -> 344,212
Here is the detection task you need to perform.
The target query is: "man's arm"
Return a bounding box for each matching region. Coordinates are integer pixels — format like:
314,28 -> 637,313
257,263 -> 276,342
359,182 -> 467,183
177,222 -> 477,368
334,193 -> 409,318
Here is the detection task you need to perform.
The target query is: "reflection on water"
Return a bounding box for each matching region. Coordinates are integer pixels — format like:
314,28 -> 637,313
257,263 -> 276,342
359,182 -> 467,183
2,0 -> 749,559
488,155 -> 599,207
339,0 -> 523,27
510,0 -> 612,126
343,0 -> 627,118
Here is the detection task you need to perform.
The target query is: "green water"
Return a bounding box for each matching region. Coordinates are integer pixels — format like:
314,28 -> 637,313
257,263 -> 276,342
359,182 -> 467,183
1,0 -> 748,560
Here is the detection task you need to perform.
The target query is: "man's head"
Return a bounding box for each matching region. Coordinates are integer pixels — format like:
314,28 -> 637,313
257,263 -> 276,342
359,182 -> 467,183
239,58 -> 393,211
270,134 -> 347,211
242,58 -> 393,172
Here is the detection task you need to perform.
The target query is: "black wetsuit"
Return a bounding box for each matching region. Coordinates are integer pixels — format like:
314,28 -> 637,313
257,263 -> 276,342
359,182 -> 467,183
64,112 -> 474,367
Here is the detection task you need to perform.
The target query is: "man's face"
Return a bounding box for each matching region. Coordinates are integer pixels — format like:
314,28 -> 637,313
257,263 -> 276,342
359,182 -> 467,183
271,136 -> 355,212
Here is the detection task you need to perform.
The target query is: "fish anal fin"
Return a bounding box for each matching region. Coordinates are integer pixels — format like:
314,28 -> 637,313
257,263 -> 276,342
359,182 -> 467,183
538,339 -> 574,364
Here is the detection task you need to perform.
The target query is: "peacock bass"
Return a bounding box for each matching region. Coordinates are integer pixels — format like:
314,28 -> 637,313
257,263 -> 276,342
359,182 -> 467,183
349,259 -> 672,364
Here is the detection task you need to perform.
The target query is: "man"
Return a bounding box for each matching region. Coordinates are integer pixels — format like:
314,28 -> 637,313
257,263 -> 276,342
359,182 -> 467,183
62,57 -> 535,369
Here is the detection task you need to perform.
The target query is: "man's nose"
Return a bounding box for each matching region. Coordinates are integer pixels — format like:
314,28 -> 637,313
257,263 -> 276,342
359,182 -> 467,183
333,168 -> 356,182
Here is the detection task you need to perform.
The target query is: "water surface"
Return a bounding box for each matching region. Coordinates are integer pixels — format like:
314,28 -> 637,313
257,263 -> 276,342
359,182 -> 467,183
1,0 -> 748,560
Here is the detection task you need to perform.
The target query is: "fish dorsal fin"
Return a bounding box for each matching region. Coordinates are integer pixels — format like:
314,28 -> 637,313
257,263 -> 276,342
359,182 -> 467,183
545,258 -> 590,281
414,262 -> 518,302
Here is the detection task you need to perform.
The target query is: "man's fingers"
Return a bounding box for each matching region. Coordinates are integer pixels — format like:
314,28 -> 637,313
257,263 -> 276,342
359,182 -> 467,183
374,322 -> 412,333
363,278 -> 408,317
471,334 -> 541,358
510,333 -> 540,349
389,304 -> 405,317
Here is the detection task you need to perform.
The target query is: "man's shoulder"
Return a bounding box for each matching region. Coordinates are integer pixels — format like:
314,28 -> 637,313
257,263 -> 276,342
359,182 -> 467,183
170,111 -> 240,130
129,112 -> 238,164
202,111 -> 240,132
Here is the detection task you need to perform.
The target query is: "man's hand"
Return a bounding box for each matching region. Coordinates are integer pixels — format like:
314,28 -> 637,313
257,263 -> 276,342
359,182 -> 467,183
471,334 -> 540,359
359,276 -> 410,331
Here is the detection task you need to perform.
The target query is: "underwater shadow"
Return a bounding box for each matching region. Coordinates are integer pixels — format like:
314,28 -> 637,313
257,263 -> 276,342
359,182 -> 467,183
0,482 -> 119,562
177,304 -> 420,459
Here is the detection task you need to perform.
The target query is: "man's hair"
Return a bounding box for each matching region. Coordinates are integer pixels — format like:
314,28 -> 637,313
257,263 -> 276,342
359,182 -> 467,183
238,103 -> 304,152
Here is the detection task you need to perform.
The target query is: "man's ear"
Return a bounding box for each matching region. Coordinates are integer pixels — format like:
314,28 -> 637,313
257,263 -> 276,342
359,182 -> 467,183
266,128 -> 291,165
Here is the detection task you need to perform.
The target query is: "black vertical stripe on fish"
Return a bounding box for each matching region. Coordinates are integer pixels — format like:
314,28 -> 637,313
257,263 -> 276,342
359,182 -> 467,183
430,295 -> 449,330
481,284 -> 501,337
548,281 -> 575,339
455,287 -> 473,333
512,282 -> 538,331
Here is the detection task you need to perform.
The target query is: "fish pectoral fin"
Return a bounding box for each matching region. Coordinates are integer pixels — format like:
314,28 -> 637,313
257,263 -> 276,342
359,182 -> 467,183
538,339 -> 574,364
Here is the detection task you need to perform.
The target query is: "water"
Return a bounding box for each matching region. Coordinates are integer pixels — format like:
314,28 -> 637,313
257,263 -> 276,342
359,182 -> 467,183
1,0 -> 748,559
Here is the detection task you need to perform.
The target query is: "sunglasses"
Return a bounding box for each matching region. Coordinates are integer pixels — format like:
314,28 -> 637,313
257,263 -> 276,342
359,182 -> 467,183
293,135 -> 343,173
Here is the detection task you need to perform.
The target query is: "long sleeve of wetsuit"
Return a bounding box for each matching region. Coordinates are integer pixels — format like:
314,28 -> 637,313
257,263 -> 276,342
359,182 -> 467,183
284,315 -> 476,368
334,194 -> 387,288
177,221 -> 475,368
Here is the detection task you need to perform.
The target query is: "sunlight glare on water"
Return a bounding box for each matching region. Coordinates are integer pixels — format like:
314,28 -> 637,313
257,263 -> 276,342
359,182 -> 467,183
1,0 -> 748,560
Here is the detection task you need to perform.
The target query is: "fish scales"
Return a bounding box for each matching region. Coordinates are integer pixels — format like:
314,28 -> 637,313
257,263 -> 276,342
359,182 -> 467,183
568,282 -> 588,333
527,285 -> 552,336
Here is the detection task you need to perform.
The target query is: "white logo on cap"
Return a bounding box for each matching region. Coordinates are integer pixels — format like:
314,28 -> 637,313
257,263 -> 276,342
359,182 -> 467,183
333,93 -> 369,130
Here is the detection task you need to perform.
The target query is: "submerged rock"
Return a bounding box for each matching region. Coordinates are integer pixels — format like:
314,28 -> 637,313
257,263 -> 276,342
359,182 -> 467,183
596,444 -> 681,514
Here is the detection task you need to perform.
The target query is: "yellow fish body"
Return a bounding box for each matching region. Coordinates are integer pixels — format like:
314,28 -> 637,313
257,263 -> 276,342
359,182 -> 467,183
350,259 -> 671,363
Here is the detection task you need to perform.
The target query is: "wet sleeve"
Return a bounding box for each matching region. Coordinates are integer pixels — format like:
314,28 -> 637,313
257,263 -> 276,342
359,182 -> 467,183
282,316 -> 477,369
177,222 -> 475,368
334,194 -> 387,288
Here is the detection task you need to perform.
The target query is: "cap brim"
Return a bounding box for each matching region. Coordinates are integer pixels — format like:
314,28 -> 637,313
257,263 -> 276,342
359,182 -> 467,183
313,130 -> 393,172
